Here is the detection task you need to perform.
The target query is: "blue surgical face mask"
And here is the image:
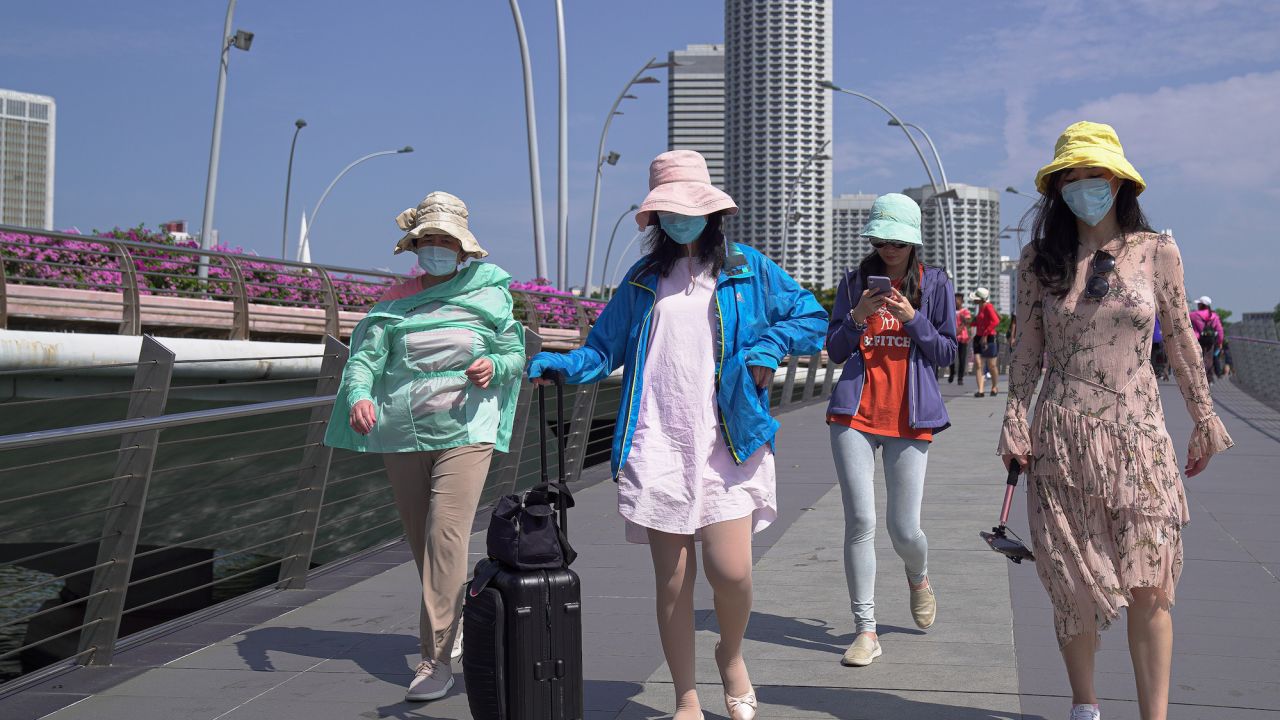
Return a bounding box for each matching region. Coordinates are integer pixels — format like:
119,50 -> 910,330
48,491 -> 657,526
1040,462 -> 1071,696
1060,177 -> 1116,227
658,212 -> 708,245
416,245 -> 459,276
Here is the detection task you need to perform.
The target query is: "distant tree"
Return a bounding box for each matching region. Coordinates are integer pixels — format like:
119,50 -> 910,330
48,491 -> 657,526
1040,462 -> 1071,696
1274,301 -> 1280,324
1214,307 -> 1233,325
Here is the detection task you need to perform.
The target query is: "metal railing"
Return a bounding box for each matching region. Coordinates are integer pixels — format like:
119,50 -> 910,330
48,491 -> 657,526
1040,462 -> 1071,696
0,224 -> 604,344
1228,313 -> 1280,406
0,337 -> 838,682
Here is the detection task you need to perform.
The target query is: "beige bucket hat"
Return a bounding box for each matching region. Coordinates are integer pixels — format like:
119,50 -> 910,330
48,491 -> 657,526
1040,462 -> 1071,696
393,191 -> 488,258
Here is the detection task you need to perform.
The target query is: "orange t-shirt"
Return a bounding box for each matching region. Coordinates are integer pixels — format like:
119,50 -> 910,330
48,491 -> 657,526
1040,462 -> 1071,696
828,279 -> 932,442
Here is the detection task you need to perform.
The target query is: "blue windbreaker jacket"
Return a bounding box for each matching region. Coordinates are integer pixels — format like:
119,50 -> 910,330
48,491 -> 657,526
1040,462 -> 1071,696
531,242 -> 827,478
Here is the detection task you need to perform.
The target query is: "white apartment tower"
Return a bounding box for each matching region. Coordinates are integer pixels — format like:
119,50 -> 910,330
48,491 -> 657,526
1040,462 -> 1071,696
0,89 -> 56,229
831,193 -> 877,280
903,183 -> 1000,300
668,44 -> 725,188
724,0 -> 834,287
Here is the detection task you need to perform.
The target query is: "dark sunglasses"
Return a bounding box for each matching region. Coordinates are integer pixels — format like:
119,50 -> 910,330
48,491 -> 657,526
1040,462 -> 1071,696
1084,250 -> 1116,300
870,239 -> 911,250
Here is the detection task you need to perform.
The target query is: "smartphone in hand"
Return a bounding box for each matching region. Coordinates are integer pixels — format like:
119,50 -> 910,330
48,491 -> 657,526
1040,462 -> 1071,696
867,275 -> 893,296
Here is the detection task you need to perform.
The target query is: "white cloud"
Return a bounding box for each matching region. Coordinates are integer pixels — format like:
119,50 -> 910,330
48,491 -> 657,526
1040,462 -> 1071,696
1027,71 -> 1280,189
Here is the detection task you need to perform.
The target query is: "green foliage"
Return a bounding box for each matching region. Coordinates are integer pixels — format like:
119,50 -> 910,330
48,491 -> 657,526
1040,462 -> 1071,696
802,282 -> 837,314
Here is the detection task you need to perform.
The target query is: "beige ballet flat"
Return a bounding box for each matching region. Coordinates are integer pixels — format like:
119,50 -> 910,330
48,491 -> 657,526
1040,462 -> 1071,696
725,688 -> 758,720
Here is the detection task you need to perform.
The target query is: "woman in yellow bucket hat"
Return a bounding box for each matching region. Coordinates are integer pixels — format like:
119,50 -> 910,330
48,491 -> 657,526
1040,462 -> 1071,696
998,122 -> 1234,720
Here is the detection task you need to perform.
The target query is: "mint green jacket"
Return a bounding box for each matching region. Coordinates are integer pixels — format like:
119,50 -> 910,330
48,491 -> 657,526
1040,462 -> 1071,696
323,262 -> 525,454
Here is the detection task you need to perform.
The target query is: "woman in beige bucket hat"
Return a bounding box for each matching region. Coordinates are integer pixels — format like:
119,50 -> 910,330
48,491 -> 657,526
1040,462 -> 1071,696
325,191 -> 525,702
528,150 -> 828,720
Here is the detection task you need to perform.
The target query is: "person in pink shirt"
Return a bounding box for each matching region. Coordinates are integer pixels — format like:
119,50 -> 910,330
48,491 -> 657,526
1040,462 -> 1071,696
948,291 -> 972,385
1188,295 -> 1224,385
379,269 -> 426,302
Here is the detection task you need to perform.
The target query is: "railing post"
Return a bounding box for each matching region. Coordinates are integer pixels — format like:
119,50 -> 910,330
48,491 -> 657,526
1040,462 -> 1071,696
112,242 -> 142,336
822,352 -> 838,398
780,355 -> 800,407
0,240 -> 8,330
489,329 -> 543,496
561,383 -> 600,484
524,292 -> 543,333
314,266 -> 341,338
573,297 -> 591,344
78,336 -> 174,665
277,335 -> 348,589
803,352 -> 821,401
224,255 -> 250,340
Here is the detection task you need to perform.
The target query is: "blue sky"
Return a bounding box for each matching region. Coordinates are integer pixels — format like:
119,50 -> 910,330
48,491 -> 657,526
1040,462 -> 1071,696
6,1 -> 1278,313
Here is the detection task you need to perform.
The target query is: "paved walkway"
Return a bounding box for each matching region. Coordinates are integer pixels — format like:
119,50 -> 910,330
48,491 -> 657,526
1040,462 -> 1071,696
3,379 -> 1277,719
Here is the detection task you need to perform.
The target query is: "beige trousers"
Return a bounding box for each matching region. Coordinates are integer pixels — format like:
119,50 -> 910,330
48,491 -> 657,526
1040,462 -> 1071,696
383,444 -> 493,661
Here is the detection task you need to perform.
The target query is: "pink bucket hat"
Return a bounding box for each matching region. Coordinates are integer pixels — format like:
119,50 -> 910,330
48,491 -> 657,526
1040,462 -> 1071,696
634,150 -> 737,230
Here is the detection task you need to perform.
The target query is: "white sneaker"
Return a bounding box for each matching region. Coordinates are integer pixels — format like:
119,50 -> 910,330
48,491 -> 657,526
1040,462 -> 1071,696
406,659 -> 454,702
451,624 -> 464,662
1069,704 -> 1100,720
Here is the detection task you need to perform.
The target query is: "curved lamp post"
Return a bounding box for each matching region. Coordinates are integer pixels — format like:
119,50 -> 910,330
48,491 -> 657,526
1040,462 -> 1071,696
608,228 -> 649,301
507,0 -> 548,281
1005,187 -> 1039,250
301,146 -> 414,257
581,57 -> 671,294
780,139 -> 831,274
819,80 -> 956,279
599,203 -> 640,299
887,118 -> 959,286
281,118 -> 307,259
198,0 -> 253,280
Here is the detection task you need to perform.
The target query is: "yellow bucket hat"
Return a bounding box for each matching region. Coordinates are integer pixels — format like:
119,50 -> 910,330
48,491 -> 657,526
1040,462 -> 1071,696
1034,121 -> 1146,195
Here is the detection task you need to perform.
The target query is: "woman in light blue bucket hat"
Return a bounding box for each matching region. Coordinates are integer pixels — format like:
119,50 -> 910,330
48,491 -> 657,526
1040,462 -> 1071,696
825,192 -> 957,667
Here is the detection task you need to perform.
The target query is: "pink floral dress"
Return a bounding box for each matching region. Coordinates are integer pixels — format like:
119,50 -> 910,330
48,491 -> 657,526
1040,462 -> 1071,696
998,232 -> 1233,648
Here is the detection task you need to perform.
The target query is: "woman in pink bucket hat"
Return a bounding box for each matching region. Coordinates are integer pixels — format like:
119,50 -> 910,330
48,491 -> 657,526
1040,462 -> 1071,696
529,150 -> 827,720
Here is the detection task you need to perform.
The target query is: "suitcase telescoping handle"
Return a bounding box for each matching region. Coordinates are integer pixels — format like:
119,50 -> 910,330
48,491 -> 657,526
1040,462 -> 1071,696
537,370 -> 569,534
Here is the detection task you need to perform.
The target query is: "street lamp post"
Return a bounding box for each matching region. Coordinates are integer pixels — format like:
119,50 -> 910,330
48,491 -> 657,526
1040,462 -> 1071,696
582,57 -> 669,294
300,146 -> 414,258
507,0 -> 548,281
599,203 -> 640,300
609,229 -> 648,300
819,80 -> 956,279
779,140 -> 831,274
1005,187 -> 1039,251
198,0 -> 253,280
887,119 -> 959,287
281,118 -> 307,259
555,0 -> 569,289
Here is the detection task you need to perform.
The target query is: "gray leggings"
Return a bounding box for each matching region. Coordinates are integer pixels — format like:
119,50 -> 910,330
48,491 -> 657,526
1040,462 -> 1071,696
829,425 -> 930,634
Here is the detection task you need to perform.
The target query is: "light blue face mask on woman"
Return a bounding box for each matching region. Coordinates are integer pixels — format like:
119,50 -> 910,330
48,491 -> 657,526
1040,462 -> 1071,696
658,212 -> 708,245
1061,177 -> 1116,227
417,245 -> 459,276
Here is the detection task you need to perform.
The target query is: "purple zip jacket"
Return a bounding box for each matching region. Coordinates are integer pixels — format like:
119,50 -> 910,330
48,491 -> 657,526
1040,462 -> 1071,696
826,265 -> 957,432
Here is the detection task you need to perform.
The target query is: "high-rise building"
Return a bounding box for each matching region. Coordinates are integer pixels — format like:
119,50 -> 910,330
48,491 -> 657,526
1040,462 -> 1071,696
997,255 -> 1017,316
903,183 -> 1000,300
668,44 -> 725,188
831,193 -> 877,280
724,0 -> 834,288
0,89 -> 56,229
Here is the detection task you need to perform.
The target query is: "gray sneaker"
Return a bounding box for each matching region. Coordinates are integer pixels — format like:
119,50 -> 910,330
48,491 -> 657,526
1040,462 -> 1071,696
841,633 -> 882,667
406,659 -> 454,702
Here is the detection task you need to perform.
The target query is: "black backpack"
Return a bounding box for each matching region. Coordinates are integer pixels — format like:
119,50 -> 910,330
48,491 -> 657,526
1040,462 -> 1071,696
1197,313 -> 1219,349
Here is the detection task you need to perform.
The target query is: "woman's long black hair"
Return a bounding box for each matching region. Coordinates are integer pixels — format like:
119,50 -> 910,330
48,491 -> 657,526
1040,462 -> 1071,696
1030,172 -> 1153,297
638,211 -> 728,278
856,246 -> 923,308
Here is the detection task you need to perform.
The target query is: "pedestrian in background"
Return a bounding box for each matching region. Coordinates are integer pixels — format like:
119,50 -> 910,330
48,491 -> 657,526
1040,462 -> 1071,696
948,291 -> 971,385
970,287 -> 1001,397
825,193 -> 957,667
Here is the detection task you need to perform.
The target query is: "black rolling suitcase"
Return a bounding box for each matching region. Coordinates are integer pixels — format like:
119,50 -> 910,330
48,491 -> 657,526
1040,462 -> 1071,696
463,376 -> 583,720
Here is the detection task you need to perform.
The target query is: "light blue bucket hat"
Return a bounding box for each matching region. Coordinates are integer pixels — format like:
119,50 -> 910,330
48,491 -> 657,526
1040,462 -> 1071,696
859,193 -> 922,246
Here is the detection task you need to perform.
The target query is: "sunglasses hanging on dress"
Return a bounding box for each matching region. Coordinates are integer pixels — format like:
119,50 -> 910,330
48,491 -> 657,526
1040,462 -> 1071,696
980,459 -> 1036,564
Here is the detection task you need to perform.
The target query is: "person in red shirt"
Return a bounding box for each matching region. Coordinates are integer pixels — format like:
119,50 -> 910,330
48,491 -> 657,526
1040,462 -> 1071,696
969,287 -> 1001,397
948,292 -> 972,385
825,193 -> 957,668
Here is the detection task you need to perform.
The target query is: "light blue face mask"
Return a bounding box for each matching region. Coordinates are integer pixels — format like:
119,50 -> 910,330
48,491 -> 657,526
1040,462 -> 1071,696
416,244 -> 460,276
658,212 -> 708,245
1061,177 -> 1116,227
